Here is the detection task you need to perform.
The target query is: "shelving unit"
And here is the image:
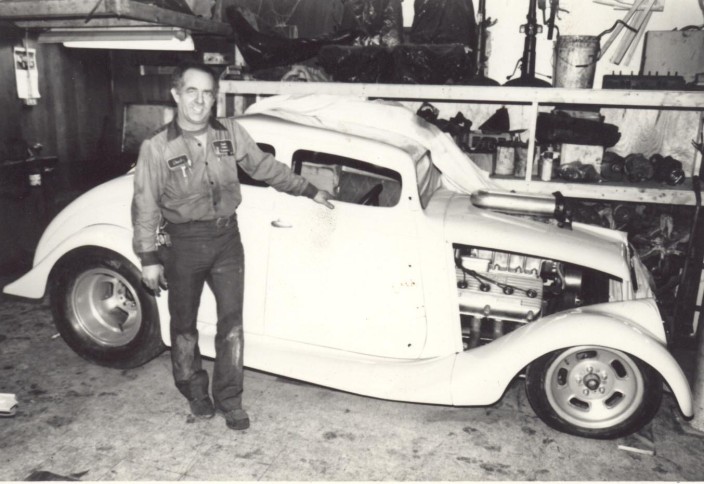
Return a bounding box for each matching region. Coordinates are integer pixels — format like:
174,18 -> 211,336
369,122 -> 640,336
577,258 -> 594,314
217,80 -> 704,206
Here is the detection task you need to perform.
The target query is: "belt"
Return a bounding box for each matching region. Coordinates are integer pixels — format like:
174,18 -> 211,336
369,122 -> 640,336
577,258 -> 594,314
165,213 -> 238,233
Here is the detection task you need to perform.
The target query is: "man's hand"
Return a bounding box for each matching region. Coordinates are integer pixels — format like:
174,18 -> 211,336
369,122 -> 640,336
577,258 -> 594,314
142,264 -> 167,296
313,189 -> 335,209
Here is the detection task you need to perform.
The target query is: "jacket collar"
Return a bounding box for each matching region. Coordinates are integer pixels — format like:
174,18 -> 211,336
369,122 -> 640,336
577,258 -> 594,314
166,117 -> 227,141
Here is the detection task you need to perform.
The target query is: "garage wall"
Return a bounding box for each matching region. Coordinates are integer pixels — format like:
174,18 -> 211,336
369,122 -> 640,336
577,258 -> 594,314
0,39 -> 195,192
107,50 -> 190,168
0,27 -> 117,274
0,35 -> 204,274
0,29 -> 114,188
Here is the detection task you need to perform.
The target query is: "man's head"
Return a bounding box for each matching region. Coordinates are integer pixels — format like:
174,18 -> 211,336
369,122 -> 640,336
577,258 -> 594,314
170,63 -> 216,131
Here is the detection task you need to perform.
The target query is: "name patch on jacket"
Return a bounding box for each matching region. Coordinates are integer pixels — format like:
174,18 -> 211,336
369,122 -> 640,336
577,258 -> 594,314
212,140 -> 234,156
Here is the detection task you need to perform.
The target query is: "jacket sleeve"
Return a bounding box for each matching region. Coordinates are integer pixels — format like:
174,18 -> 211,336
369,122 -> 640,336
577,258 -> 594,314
131,139 -> 164,267
230,120 -> 318,199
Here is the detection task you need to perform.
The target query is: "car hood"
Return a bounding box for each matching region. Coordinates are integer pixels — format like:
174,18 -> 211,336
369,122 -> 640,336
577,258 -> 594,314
440,190 -> 630,280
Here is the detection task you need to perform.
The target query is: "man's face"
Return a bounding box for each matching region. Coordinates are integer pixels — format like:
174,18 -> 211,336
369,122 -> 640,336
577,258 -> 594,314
171,68 -> 216,130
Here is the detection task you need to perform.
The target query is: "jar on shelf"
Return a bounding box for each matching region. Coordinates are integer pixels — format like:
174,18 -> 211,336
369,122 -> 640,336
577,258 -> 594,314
493,140 -> 516,176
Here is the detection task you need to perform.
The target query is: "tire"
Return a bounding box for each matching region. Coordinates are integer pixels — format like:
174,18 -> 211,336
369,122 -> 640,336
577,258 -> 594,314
525,345 -> 662,439
50,247 -> 165,369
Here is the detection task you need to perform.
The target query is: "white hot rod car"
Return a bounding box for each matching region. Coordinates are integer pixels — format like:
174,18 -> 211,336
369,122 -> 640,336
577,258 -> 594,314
4,95 -> 693,439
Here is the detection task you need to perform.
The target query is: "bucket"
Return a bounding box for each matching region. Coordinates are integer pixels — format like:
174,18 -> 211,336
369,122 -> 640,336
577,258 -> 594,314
553,35 -> 600,88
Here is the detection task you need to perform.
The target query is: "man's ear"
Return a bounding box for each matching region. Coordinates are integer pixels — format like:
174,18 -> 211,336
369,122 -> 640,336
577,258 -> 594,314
170,88 -> 179,104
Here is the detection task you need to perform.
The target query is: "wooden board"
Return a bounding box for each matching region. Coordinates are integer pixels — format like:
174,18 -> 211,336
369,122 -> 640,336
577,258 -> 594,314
0,0 -> 232,35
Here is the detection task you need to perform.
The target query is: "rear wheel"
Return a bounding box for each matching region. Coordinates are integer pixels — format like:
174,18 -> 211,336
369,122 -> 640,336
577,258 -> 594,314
525,346 -> 662,439
50,248 -> 165,368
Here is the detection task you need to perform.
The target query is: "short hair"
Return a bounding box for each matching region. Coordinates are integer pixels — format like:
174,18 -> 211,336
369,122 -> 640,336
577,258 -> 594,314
171,62 -> 216,91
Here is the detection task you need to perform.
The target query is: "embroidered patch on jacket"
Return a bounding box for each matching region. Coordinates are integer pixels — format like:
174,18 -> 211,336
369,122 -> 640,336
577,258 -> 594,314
167,155 -> 191,170
212,140 -> 234,156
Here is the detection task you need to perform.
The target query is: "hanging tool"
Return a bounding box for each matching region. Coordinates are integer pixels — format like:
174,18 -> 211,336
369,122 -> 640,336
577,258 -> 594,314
469,0 -> 499,85
504,0 -> 552,87
539,0 -> 561,40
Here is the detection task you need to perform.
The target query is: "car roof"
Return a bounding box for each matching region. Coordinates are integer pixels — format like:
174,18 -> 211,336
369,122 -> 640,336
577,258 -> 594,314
236,112 -> 430,166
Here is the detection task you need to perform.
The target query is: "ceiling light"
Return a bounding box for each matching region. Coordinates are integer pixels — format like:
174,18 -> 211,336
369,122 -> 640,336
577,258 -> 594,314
37,27 -> 195,51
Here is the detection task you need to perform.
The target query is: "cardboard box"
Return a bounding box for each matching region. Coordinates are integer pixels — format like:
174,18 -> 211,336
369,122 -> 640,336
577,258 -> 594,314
560,144 -> 604,169
643,31 -> 704,84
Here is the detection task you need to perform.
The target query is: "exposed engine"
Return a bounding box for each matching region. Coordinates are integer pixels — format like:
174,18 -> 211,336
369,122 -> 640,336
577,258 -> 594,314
455,244 -> 610,349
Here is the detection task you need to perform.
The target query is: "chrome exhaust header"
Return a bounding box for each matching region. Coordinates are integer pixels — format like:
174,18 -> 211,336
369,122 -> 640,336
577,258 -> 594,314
470,189 -> 571,225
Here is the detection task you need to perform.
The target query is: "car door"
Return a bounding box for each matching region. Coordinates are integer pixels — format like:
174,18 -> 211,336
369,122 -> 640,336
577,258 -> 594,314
264,139 -> 427,358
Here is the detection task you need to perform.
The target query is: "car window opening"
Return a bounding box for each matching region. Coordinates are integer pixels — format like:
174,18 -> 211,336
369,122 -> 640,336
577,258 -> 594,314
293,149 -> 402,208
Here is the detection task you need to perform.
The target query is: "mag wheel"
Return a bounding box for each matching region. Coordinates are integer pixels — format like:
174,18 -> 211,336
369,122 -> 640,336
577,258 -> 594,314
50,248 -> 165,369
525,346 -> 662,439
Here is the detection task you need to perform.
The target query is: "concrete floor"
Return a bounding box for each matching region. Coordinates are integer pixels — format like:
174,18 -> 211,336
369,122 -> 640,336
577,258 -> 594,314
2,288 -> 704,481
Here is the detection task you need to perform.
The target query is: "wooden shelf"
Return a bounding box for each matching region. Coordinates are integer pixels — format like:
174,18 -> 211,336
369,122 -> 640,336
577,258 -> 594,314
218,81 -> 704,109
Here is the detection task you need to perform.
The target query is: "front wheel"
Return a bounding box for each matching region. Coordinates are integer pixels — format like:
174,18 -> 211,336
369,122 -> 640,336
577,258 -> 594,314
525,346 -> 662,439
50,247 -> 165,369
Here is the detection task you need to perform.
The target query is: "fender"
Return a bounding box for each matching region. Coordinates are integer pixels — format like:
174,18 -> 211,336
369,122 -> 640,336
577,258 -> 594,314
3,224 -> 139,299
451,302 -> 693,417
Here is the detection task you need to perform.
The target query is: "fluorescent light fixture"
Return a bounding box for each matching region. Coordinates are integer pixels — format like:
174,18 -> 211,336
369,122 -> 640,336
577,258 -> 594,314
63,37 -> 194,50
37,27 -> 195,51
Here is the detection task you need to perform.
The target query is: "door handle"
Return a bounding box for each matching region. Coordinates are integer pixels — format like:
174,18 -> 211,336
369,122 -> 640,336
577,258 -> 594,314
271,219 -> 293,228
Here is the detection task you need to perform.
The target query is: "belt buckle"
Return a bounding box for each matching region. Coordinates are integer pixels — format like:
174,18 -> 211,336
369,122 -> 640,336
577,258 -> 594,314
215,216 -> 231,228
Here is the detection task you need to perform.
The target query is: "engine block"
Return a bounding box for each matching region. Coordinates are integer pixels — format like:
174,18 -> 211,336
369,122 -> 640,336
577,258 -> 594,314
456,249 -> 545,323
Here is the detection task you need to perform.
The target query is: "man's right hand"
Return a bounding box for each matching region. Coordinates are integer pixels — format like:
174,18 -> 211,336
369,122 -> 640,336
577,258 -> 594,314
142,264 -> 167,296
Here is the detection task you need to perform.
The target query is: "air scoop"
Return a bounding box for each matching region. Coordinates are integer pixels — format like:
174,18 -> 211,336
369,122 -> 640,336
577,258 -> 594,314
470,189 -> 572,225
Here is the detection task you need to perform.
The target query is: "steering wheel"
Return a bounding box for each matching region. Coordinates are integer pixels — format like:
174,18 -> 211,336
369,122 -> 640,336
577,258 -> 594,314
356,183 -> 384,206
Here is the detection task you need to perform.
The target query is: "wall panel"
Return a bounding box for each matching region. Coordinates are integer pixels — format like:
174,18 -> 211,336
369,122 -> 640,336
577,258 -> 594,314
0,34 -> 114,273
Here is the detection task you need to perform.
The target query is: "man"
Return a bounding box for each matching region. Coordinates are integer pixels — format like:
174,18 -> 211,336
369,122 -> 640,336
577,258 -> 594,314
131,63 -> 334,430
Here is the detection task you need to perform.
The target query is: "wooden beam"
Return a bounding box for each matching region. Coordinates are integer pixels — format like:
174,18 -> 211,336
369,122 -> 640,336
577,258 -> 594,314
110,0 -> 231,35
16,19 -> 158,29
0,0 -> 113,19
0,0 -> 231,35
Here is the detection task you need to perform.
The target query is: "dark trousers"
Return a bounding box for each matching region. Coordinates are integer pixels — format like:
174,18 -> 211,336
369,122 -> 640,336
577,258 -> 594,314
161,215 -> 245,412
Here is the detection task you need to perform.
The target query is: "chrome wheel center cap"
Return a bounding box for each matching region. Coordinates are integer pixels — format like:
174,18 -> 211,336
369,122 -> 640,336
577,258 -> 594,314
584,374 -> 601,391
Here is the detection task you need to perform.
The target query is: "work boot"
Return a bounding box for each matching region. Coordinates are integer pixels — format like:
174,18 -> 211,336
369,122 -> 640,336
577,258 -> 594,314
221,408 -> 249,430
189,396 -> 215,419
176,370 -> 214,419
